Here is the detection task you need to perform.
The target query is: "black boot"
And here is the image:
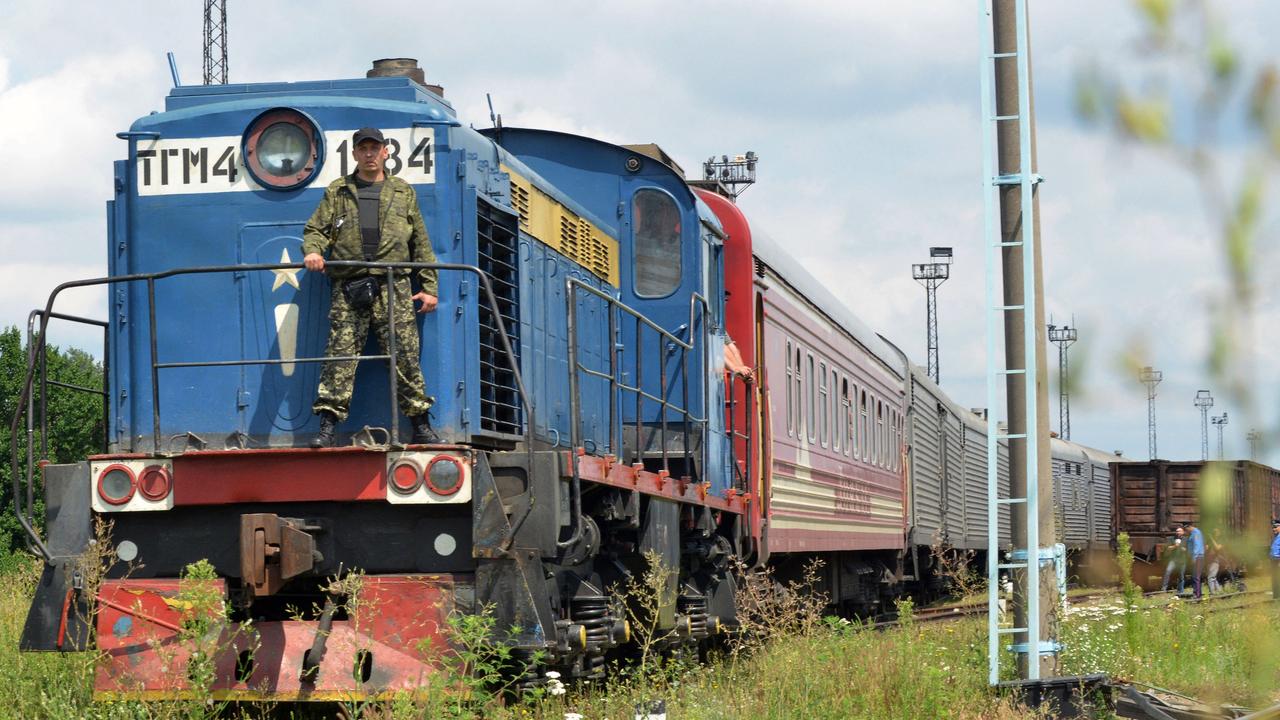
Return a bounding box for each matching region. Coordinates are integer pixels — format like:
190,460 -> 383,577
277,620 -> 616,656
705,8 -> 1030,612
311,411 -> 337,448
411,412 -> 439,444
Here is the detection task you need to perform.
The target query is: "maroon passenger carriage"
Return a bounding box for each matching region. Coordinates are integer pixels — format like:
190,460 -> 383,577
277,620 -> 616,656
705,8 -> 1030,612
699,189 -> 910,611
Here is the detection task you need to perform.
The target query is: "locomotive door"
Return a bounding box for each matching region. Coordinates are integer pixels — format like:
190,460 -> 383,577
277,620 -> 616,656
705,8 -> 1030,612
239,223 -> 328,441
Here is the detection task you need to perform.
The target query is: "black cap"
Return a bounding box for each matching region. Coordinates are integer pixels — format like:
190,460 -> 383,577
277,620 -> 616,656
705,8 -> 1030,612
352,127 -> 386,145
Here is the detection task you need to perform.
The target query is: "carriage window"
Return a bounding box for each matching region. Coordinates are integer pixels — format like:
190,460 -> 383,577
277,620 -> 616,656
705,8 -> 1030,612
632,189 -> 682,297
807,353 -> 817,444
794,347 -> 803,438
860,390 -> 869,461
891,410 -> 900,471
877,401 -> 886,468
785,341 -> 794,437
819,362 -> 829,448
843,381 -> 854,457
833,372 -> 842,453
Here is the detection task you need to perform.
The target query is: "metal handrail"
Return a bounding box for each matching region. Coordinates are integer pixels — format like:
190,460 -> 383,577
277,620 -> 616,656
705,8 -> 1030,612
563,278 -> 711,548
11,261 -> 533,563
724,371 -> 755,493
23,310 -> 109,557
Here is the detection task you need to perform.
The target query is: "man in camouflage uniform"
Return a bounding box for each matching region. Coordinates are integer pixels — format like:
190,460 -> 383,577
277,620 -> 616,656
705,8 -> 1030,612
303,127 -> 439,447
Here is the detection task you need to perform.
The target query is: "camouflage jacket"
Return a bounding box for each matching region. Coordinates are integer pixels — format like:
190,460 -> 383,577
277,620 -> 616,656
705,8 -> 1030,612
301,174 -> 438,296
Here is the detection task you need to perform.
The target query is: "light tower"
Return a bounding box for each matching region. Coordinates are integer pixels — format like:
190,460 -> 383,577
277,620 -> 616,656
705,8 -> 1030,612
912,247 -> 953,385
701,152 -> 757,201
1248,429 -> 1261,460
1194,390 -> 1214,461
1211,412 -> 1228,459
1139,366 -> 1163,460
1047,322 -> 1078,440
203,0 -> 228,85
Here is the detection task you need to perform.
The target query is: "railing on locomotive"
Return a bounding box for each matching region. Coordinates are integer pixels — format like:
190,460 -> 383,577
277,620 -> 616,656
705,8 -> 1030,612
563,279 -> 722,549
10,261 -> 531,563
20,309 -> 110,558
724,371 -> 754,493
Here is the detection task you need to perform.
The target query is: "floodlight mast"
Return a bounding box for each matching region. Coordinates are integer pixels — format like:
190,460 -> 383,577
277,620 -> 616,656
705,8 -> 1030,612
701,152 -> 758,201
1211,412 -> 1228,459
1139,366 -> 1163,460
1046,323 -> 1077,440
1194,390 -> 1214,461
912,247 -> 953,385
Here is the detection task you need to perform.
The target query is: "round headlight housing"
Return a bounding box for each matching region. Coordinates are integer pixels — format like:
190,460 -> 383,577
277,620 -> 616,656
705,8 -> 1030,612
98,465 -> 136,506
242,108 -> 323,190
137,465 -> 172,502
426,456 -> 464,496
389,460 -> 423,495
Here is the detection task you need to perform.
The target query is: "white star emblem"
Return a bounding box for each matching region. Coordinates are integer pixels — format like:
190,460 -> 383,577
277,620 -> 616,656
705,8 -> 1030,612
272,248 -> 302,291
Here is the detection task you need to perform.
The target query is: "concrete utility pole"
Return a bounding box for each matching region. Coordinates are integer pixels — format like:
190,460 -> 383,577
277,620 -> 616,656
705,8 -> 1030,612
1194,390 -> 1214,461
1047,323 -> 1077,440
992,0 -> 1056,680
1140,367 -> 1163,460
1248,429 -> 1261,460
913,247 -> 954,385
1212,412 -> 1228,459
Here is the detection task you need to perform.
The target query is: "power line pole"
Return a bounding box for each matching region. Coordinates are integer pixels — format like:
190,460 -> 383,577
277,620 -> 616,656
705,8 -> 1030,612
985,0 -> 1056,682
1212,412 -> 1228,459
912,247 -> 953,385
1194,390 -> 1214,461
1047,323 -> 1077,440
203,0 -> 228,85
1139,366 -> 1163,460
1248,429 -> 1261,460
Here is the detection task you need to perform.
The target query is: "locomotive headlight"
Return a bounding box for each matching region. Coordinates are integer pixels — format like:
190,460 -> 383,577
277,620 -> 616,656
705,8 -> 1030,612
257,123 -> 310,177
389,459 -> 424,495
242,108 -> 323,190
97,465 -> 136,506
426,456 -> 464,496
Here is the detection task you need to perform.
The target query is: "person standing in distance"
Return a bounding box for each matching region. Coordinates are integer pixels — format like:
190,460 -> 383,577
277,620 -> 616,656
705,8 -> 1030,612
303,127 -> 439,447
1270,520 -> 1280,601
1185,520 -> 1205,599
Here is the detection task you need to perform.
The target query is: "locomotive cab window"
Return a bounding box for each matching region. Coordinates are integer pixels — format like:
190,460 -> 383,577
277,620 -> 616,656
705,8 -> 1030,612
632,189 -> 682,297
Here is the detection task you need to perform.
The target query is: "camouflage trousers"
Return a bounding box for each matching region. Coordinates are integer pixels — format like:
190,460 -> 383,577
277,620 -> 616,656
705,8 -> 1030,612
313,275 -> 433,421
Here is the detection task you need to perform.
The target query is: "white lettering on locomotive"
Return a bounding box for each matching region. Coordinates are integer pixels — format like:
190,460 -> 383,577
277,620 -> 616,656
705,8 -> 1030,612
135,128 -> 436,196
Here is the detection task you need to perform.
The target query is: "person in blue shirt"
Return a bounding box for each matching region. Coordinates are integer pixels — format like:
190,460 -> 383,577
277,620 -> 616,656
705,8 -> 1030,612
1160,526 -> 1187,594
1270,520 -> 1280,602
1186,521 -> 1205,599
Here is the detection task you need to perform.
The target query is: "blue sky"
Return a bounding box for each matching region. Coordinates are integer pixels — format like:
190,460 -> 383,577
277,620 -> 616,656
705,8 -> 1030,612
1,0 -> 1277,464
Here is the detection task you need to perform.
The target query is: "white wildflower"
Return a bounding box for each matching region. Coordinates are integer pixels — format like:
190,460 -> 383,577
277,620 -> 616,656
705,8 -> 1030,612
545,670 -> 562,679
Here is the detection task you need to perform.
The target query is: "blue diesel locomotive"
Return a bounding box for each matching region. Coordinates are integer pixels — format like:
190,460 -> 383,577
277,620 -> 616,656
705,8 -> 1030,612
16,59 -> 749,698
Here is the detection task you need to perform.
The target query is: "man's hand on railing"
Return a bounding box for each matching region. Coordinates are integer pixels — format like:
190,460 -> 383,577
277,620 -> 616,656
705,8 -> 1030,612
413,292 -> 438,314
303,253 -> 326,272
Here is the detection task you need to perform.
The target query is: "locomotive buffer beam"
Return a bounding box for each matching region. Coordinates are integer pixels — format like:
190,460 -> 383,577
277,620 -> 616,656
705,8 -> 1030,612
240,513 -> 323,597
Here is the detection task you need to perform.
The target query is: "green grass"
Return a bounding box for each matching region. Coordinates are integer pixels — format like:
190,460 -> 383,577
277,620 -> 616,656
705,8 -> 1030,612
2,552 -> 1278,720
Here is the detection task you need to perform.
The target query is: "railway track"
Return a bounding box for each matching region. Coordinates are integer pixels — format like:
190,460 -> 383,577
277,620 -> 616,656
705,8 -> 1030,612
871,587 -> 1271,629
